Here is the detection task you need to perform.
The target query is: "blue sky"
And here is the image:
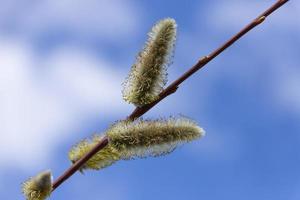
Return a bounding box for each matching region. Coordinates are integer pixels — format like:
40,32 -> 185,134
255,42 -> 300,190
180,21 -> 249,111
0,0 -> 299,199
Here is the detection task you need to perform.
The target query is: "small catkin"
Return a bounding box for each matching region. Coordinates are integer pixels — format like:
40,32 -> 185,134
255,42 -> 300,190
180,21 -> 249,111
22,170 -> 52,200
107,117 -> 205,159
122,18 -> 177,106
68,134 -> 121,171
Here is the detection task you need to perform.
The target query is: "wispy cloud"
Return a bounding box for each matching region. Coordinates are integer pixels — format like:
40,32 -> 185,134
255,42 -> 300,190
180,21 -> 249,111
0,0 -> 143,171
204,1 -> 299,31
0,0 -> 141,39
271,60 -> 300,113
0,37 -> 131,170
194,1 -> 300,116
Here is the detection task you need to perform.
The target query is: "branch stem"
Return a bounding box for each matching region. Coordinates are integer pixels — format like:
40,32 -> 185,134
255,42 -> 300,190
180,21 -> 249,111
52,0 -> 289,191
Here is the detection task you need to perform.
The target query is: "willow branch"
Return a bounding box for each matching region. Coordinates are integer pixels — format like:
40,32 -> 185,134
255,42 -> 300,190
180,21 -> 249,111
52,0 -> 289,191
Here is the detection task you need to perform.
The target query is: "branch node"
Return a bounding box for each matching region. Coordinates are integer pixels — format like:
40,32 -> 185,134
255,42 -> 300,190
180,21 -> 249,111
168,86 -> 179,95
199,55 -> 210,64
255,16 -> 266,25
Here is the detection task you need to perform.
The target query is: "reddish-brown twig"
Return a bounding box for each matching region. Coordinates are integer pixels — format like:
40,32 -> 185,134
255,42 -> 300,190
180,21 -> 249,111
52,0 -> 289,191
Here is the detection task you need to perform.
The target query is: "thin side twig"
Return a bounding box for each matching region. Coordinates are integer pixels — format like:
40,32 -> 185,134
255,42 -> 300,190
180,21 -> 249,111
52,0 -> 289,191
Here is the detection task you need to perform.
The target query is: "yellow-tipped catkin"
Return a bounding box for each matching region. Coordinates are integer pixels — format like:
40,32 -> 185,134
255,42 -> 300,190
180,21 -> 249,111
107,117 -> 205,159
122,18 -> 177,106
22,170 -> 52,200
68,134 -> 121,171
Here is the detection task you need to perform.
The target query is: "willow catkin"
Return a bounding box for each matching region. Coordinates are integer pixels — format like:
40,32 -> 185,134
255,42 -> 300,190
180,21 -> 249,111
68,134 -> 121,171
107,117 -> 205,159
22,170 -> 52,200
68,117 -> 204,171
122,18 -> 177,106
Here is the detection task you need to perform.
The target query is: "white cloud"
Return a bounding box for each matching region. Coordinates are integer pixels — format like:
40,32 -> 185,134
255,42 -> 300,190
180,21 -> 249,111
205,0 -> 299,31
0,38 -> 130,170
279,73 -> 300,111
271,61 -> 300,113
186,127 -> 242,161
0,0 -> 141,39
44,47 -> 129,113
0,0 -> 142,170
195,1 -> 300,116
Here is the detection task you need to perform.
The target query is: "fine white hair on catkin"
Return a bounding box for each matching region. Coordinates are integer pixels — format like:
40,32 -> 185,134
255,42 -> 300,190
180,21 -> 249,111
68,134 -> 121,172
22,170 -> 53,200
122,18 -> 177,106
106,117 -> 205,159
67,117 -> 204,172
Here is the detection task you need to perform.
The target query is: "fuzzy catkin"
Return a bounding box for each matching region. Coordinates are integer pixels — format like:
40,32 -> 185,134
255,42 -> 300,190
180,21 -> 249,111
68,135 -> 121,171
122,18 -> 177,106
22,170 -> 52,200
107,117 -> 205,159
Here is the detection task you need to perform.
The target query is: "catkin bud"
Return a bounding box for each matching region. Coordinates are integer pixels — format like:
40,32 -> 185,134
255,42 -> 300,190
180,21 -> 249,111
68,135 -> 121,171
22,170 -> 53,200
122,18 -> 177,106
107,117 -> 205,159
